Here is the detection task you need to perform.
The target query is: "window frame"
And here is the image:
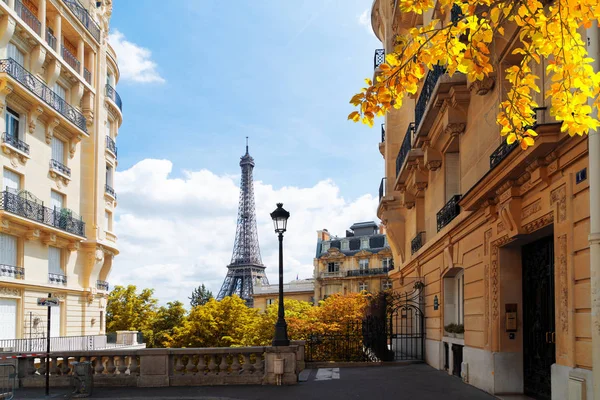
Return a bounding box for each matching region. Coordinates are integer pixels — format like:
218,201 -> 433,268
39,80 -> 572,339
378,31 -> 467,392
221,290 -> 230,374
359,259 -> 369,270
359,282 -> 368,292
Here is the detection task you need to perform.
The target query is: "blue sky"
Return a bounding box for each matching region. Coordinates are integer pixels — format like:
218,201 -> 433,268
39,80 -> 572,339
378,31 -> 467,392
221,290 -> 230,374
109,0 -> 384,303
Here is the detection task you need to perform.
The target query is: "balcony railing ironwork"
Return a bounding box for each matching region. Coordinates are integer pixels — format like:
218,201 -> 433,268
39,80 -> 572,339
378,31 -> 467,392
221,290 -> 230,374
437,194 -> 462,232
0,189 -> 86,237
105,84 -> 122,112
0,58 -> 87,132
15,0 -> 41,35
46,28 -> 57,51
0,264 -> 24,279
49,272 -> 67,284
62,0 -> 101,42
83,67 -> 91,84
451,4 -> 463,23
97,280 -> 109,291
50,159 -> 71,177
105,184 -> 116,198
381,123 -> 385,143
415,65 -> 446,130
374,49 -> 385,69
106,135 -> 117,156
2,132 -> 30,154
396,123 -> 415,176
489,140 -> 519,169
61,45 -> 80,72
379,177 -> 386,203
411,231 -> 426,255
347,267 -> 391,277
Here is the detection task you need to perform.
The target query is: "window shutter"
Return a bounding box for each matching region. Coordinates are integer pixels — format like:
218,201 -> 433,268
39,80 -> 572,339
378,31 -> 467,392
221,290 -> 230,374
8,43 -> 24,66
48,246 -> 62,274
50,305 -> 61,337
2,169 -> 20,191
50,190 -> 64,210
0,233 -> 17,266
445,152 -> 460,201
51,137 -> 65,162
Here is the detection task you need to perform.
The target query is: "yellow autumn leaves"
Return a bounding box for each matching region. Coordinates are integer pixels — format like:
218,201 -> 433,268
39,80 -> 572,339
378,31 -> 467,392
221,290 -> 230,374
349,0 -> 600,149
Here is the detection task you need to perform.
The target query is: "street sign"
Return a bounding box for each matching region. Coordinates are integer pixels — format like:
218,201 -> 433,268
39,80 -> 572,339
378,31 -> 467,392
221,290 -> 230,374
37,298 -> 59,307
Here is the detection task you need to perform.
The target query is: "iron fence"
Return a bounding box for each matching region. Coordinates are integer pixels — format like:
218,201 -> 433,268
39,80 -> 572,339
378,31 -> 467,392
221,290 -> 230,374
50,159 -> 71,177
0,364 -> 16,400
15,0 -> 41,34
347,267 -> 391,277
61,45 -> 80,71
489,140 -> 518,169
415,65 -> 446,130
411,231 -> 426,254
0,264 -> 24,279
379,177 -> 386,203
374,49 -> 385,69
105,84 -> 122,111
0,58 -> 87,132
396,123 -> 415,176
46,28 -> 57,51
381,123 -> 385,143
437,195 -> 462,232
96,280 -> 109,291
62,0 -> 101,42
49,272 -> 67,285
106,135 -> 117,156
0,335 -> 107,352
105,184 -> 116,198
2,132 -> 29,154
83,67 -> 92,84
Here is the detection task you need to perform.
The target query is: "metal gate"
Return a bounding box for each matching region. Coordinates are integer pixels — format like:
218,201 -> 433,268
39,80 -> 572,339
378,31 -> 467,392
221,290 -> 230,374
0,364 -> 16,400
386,285 -> 425,361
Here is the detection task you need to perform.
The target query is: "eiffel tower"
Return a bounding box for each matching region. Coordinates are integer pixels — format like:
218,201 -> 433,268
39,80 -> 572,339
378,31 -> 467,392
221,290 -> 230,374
216,139 -> 269,306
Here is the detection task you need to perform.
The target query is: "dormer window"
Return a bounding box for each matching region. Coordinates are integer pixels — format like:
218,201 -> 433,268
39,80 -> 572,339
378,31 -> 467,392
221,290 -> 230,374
360,238 -> 369,249
341,240 -> 349,251
322,242 -> 330,252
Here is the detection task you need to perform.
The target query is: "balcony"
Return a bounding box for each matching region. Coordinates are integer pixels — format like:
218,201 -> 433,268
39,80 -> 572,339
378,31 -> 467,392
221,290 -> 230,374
46,28 -> 57,51
97,280 -> 109,291
379,177 -> 386,203
0,59 -> 87,133
105,184 -> 116,199
15,0 -> 41,35
415,65 -> 446,130
411,231 -> 425,255
48,272 -> 67,285
0,264 -> 24,279
347,267 -> 391,277
374,49 -> 385,69
62,0 -> 101,42
437,195 -> 462,232
320,271 -> 344,279
50,159 -> 71,177
0,189 -> 86,237
83,67 -> 92,85
106,135 -> 117,156
61,45 -> 80,72
2,133 -> 29,155
489,140 -> 518,169
395,123 -> 415,176
105,84 -> 123,112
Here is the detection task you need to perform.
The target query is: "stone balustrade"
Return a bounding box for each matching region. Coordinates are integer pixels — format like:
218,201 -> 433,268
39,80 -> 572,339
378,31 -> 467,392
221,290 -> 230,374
13,343 -> 305,388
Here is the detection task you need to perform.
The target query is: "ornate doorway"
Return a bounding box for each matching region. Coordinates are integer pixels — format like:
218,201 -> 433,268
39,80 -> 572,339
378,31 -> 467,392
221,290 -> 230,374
522,235 -> 555,400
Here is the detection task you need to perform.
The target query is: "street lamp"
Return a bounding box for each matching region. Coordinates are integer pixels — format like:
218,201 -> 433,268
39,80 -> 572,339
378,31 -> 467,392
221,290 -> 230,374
271,203 -> 290,346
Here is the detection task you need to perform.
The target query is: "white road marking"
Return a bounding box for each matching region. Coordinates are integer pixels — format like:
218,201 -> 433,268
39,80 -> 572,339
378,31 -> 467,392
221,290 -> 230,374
315,368 -> 340,381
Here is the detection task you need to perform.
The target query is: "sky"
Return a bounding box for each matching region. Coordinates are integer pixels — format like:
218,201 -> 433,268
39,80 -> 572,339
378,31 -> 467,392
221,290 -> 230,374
108,0 -> 383,305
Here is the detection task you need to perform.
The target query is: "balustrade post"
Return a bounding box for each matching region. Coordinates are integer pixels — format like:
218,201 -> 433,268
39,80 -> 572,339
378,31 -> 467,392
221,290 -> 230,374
137,349 -> 168,387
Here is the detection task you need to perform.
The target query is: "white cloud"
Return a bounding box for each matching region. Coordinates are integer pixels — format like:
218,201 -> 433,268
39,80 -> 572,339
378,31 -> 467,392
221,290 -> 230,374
358,9 -> 370,27
108,30 -> 165,84
112,159 -> 379,305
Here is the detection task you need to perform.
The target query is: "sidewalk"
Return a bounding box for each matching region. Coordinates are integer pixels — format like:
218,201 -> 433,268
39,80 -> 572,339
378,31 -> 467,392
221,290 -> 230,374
16,363 -> 495,400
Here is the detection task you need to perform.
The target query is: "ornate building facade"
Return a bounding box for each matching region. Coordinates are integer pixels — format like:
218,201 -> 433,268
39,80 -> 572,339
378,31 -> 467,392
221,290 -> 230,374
313,222 -> 393,301
0,0 -> 120,340
371,1 -> 593,399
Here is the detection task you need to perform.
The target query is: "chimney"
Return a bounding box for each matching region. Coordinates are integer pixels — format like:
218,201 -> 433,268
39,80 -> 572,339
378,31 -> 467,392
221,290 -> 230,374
317,229 -> 330,241
379,224 -> 386,234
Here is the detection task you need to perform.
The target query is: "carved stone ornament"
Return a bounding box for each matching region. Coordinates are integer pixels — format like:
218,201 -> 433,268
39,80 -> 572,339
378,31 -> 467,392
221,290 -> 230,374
427,160 -> 442,171
468,76 -> 496,96
558,234 -> 568,333
523,211 -> 554,233
550,185 -> 567,223
443,123 -> 466,137
95,249 -> 105,263
45,119 -> 60,144
25,229 -> 40,241
52,292 -> 66,301
521,199 -> 541,220
0,286 -> 21,297
28,106 -> 43,134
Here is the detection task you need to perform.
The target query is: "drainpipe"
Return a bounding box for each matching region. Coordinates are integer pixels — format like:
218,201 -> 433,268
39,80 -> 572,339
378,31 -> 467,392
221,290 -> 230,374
587,23 -> 600,400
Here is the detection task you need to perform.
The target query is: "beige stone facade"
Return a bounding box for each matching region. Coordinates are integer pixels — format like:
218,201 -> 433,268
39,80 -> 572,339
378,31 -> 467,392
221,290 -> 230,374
252,279 -> 314,311
0,0 -> 120,340
313,222 -> 393,301
371,0 -> 593,398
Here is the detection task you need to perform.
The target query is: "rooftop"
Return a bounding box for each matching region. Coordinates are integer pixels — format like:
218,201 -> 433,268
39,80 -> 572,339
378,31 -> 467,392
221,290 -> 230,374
253,279 -> 314,295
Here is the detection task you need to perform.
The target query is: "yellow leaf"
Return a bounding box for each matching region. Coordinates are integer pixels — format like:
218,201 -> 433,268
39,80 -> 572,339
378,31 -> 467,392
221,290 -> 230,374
523,137 -> 535,147
348,111 -> 360,122
507,133 -> 517,144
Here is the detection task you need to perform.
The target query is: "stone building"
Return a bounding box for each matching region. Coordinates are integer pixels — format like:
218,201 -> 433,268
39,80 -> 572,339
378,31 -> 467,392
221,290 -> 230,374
252,279 -> 314,311
0,0 -> 120,340
313,221 -> 393,301
371,1 -> 595,398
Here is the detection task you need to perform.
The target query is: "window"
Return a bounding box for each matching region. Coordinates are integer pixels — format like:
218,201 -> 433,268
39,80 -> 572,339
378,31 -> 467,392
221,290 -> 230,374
443,269 -> 465,327
321,242 -> 330,252
105,210 -> 112,232
359,259 -> 369,271
106,165 -> 113,187
359,282 -> 368,292
2,168 -> 21,191
106,120 -> 112,138
382,280 -> 393,291
0,233 -> 17,267
50,190 -> 64,211
341,240 -> 349,251
50,304 -> 61,337
48,246 -> 63,275
382,257 -> 392,269
327,262 -> 339,273
7,43 -> 24,66
53,83 -> 66,100
51,137 -> 65,164
360,238 -> 369,249
445,152 -> 460,201
267,298 -> 275,306
6,108 -> 21,140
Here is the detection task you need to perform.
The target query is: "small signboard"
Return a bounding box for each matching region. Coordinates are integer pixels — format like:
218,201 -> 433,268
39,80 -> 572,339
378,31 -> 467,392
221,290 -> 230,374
37,298 -> 59,307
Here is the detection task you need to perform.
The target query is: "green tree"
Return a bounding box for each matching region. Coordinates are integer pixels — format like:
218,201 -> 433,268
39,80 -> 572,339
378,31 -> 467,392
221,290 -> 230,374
152,301 -> 187,348
106,285 -> 158,344
189,284 -> 213,307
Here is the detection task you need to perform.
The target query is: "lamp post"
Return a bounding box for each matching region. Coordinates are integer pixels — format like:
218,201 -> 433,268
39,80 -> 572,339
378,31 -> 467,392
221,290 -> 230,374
270,203 -> 290,346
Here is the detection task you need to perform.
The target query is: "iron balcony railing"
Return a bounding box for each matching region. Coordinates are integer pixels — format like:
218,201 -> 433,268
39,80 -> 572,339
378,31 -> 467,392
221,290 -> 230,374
105,84 -> 122,112
46,28 -> 57,51
0,264 -> 24,279
411,231 -> 426,255
2,132 -> 29,154
0,59 -> 87,132
105,184 -> 116,198
50,159 -> 71,177
0,334 -> 143,353
451,4 -> 463,23
381,123 -> 385,142
437,194 -> 462,232
15,0 -> 41,35
97,280 -> 109,291
379,177 -> 386,203
374,48 -> 385,69
415,65 -> 446,131
48,272 -> 67,285
61,45 -> 80,72
347,267 -> 391,277
106,135 -> 117,156
83,67 -> 91,84
61,0 -> 101,42
489,140 -> 519,169
0,189 -> 86,237
396,123 -> 415,176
